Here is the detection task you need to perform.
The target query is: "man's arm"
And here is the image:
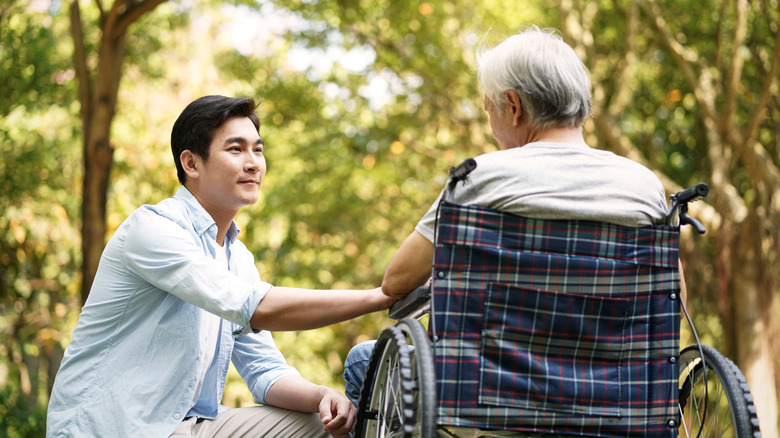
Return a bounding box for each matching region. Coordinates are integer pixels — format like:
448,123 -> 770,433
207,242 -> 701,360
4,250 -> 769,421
381,230 -> 434,299
265,375 -> 354,438
250,286 -> 395,331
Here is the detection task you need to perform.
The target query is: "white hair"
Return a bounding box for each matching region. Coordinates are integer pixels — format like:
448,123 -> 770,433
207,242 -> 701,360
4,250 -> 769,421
477,26 -> 593,130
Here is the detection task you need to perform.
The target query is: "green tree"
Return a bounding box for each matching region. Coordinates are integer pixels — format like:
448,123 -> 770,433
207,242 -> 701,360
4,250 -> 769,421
557,0 -> 779,433
2,0 -> 778,435
1,2 -> 81,436
68,0 -> 167,304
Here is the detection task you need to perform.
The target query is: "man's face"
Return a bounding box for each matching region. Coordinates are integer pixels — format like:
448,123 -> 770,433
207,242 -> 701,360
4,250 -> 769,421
193,116 -> 266,215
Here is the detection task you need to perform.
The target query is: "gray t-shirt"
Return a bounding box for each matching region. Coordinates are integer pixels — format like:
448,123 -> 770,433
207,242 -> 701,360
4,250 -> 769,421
415,142 -> 668,242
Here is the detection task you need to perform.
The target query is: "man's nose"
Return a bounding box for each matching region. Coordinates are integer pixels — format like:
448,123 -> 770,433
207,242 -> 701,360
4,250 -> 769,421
244,153 -> 261,172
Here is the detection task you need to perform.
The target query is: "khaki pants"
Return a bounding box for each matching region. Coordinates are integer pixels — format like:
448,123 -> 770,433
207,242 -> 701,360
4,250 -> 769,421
170,405 -> 330,438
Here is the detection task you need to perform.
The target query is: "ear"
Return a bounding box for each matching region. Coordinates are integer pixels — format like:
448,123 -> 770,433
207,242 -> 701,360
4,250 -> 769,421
180,150 -> 201,180
504,90 -> 524,126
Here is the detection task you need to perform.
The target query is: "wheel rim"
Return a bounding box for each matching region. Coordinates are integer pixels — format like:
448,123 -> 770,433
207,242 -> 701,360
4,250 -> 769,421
396,319 -> 437,437
364,326 -> 414,438
357,320 -> 437,438
679,359 -> 734,436
375,352 -> 405,436
677,345 -> 757,438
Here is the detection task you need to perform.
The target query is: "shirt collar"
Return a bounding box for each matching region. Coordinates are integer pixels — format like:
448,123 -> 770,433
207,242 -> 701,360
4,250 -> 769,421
174,186 -> 241,244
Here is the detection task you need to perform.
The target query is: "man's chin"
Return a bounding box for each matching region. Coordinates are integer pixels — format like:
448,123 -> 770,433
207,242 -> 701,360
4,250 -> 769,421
239,195 -> 260,207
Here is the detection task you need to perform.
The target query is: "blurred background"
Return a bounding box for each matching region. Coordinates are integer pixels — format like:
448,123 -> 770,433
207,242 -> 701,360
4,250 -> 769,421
1,0 -> 778,436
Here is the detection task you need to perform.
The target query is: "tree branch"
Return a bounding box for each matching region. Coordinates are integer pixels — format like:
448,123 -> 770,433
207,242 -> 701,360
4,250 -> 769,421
727,6 -> 780,188
714,0 -> 728,70
113,0 -> 168,39
558,0 -> 595,62
637,0 -> 747,226
69,0 -> 92,136
104,0 -> 122,39
562,1 -> 662,188
745,26 -> 780,153
92,0 -> 105,23
721,0 -> 748,144
607,1 -> 639,120
638,0 -> 718,121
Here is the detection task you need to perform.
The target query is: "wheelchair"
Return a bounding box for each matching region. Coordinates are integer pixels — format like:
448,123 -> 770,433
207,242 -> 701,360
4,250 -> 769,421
355,159 -> 762,438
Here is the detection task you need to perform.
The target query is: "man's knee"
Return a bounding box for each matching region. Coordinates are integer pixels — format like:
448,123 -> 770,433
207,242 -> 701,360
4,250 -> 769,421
344,340 -> 377,407
346,340 -> 376,366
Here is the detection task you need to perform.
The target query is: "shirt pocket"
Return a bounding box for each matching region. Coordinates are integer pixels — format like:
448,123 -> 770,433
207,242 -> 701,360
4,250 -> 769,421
479,282 -> 629,417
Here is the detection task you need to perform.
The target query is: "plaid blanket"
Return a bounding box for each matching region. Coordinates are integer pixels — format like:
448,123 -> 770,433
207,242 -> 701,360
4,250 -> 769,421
430,202 -> 680,437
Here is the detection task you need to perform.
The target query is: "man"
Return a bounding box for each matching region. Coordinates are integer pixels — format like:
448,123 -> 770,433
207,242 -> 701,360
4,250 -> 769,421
47,95 -> 395,437
344,26 -> 683,410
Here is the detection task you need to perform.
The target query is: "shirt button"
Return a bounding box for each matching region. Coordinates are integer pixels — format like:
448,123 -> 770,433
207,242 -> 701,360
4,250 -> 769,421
174,412 -> 181,420
194,375 -> 199,381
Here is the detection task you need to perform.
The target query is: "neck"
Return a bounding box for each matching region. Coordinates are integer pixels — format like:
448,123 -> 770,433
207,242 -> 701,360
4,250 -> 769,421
528,125 -> 587,146
504,125 -> 587,150
185,186 -> 236,246
213,220 -> 231,247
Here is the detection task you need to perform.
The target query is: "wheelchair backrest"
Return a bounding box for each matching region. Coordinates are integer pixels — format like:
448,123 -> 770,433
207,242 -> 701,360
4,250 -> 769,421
430,201 -> 681,437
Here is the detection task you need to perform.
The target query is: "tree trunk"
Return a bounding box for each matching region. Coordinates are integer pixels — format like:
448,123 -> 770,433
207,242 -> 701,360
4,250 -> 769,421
730,205 -> 779,436
79,36 -> 124,304
69,0 -> 166,303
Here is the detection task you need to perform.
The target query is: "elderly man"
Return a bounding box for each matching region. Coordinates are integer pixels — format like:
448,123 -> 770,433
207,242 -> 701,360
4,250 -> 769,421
343,25 -> 675,412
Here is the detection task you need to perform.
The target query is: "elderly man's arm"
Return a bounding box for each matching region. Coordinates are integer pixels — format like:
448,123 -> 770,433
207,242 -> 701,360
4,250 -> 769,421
381,230 -> 434,299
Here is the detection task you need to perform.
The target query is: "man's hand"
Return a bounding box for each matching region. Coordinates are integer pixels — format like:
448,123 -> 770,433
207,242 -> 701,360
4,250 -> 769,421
318,387 -> 355,437
265,377 -> 357,437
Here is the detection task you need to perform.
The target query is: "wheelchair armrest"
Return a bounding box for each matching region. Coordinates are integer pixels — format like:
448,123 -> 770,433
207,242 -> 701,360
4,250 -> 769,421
388,285 -> 431,320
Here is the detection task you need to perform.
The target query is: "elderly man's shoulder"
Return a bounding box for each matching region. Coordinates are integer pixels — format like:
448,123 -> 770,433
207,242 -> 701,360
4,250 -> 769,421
474,142 -> 595,167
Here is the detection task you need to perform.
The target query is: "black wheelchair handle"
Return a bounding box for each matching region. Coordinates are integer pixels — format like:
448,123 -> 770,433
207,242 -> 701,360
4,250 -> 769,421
445,158 -> 478,203
449,158 -> 477,183
668,182 -> 709,234
674,182 -> 709,204
680,211 -> 706,234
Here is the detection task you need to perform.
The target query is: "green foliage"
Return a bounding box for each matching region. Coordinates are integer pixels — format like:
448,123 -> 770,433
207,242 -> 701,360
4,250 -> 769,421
1,4 -> 83,437
2,0 -> 778,429
0,1 -> 72,115
0,105 -> 81,438
0,386 -> 46,438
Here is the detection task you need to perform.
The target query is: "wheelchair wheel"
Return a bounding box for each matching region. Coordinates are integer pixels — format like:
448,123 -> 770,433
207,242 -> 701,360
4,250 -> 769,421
678,344 -> 761,438
396,318 -> 437,436
356,319 -> 437,437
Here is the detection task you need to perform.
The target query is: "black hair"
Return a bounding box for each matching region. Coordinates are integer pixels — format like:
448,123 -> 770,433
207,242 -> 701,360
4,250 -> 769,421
170,95 -> 260,185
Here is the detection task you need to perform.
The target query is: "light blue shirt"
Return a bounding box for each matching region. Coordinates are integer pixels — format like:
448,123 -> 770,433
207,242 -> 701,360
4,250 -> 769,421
47,187 -> 300,437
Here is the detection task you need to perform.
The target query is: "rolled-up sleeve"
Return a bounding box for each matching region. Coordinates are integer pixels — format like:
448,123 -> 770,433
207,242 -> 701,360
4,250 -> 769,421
231,330 -> 300,404
414,189 -> 444,244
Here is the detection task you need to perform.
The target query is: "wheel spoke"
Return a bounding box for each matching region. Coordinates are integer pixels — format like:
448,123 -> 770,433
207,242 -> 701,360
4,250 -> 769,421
390,357 -> 403,430
355,320 -> 437,438
380,354 -> 401,433
678,345 -> 759,438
